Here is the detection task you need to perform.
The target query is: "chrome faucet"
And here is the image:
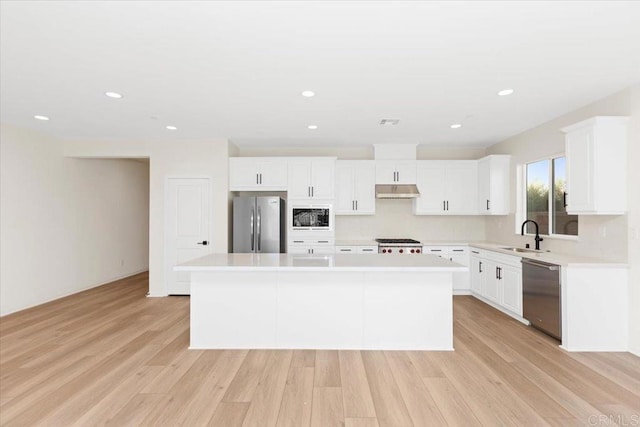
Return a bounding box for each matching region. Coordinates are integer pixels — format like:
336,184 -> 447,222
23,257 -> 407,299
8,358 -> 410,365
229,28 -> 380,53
521,220 -> 543,250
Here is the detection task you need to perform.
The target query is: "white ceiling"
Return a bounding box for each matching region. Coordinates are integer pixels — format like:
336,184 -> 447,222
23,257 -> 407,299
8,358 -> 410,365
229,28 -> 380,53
1,1 -> 639,148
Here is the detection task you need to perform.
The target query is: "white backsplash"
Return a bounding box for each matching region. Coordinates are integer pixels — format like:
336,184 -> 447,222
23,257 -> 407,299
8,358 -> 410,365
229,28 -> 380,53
335,199 -> 486,243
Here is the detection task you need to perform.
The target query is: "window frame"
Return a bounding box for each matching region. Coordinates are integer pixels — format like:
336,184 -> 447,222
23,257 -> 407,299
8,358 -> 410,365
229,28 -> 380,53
516,153 -> 579,241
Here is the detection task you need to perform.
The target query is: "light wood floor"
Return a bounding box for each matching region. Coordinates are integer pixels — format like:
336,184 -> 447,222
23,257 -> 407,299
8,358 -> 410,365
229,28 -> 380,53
1,272 -> 639,426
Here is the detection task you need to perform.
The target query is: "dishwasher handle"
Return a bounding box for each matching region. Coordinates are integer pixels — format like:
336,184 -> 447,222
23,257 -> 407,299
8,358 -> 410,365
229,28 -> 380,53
521,258 -> 560,271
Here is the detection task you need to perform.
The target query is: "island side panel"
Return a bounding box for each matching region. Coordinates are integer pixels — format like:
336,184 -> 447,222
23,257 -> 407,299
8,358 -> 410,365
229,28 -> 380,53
277,272 -> 365,349
363,271 -> 453,350
190,271 -> 278,349
561,266 -> 628,351
189,269 -> 454,350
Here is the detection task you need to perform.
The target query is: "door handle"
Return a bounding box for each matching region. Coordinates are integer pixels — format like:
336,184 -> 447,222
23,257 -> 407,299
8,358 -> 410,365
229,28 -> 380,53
250,208 -> 255,251
563,192 -> 568,208
197,241 -> 208,245
257,206 -> 261,252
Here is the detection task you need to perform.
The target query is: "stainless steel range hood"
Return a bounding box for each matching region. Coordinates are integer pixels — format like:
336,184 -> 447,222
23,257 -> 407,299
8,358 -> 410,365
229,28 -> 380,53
375,184 -> 420,199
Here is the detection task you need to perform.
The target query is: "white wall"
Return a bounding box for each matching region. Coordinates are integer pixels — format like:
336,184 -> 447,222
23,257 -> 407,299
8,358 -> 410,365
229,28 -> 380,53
485,88 -> 632,261
0,125 -> 149,315
627,86 -> 640,356
63,137 -> 231,297
485,84 -> 640,355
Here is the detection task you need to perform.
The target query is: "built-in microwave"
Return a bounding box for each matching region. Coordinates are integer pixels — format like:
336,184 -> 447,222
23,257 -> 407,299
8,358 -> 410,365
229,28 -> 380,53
289,204 -> 333,232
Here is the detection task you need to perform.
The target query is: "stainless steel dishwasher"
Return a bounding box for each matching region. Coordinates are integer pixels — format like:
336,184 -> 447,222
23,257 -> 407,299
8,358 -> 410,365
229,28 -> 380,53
522,258 -> 561,340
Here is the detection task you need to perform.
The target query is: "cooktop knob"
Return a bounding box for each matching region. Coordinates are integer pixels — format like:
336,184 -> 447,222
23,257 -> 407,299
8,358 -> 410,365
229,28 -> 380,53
410,249 -> 415,253
388,248 -> 393,253
382,249 -> 387,253
399,249 -> 404,253
416,249 -> 421,253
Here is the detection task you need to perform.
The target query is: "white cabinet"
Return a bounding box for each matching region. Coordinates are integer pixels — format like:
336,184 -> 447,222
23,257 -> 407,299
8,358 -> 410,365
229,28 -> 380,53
288,238 -> 335,255
423,246 -> 470,293
288,158 -> 336,200
335,245 -> 378,254
375,161 -> 416,184
562,116 -> 628,215
469,248 -> 523,318
470,250 -> 485,295
500,265 -> 522,315
413,161 -> 478,215
335,161 -> 376,215
477,155 -> 510,215
229,158 -> 288,191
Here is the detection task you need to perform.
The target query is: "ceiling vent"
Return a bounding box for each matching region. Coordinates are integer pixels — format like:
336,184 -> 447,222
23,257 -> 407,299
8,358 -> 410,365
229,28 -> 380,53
379,119 -> 400,126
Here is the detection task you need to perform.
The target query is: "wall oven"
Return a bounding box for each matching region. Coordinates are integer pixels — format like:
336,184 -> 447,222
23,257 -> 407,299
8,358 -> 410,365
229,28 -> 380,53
289,204 -> 333,233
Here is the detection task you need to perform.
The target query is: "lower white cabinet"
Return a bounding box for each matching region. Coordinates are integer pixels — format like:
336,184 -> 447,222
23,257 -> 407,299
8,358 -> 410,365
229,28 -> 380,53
469,248 -> 523,318
335,245 -> 378,254
288,238 -> 335,255
423,246 -> 470,293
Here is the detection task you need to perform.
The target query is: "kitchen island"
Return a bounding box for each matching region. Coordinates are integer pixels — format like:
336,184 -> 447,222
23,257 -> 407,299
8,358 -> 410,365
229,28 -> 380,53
175,253 -> 466,350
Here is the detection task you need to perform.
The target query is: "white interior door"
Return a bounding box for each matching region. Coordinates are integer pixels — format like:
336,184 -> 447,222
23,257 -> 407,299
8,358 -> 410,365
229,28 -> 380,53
165,177 -> 210,295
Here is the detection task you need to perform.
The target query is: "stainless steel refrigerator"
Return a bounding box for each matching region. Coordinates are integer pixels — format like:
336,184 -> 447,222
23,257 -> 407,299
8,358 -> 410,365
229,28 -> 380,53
233,196 -> 286,253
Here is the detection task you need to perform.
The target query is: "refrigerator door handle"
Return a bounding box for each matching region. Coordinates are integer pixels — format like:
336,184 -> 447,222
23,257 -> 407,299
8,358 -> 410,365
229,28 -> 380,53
250,207 -> 255,251
257,206 -> 262,251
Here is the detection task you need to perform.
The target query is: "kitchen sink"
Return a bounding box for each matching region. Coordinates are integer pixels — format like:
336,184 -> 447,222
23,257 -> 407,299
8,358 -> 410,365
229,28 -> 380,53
500,247 -> 540,253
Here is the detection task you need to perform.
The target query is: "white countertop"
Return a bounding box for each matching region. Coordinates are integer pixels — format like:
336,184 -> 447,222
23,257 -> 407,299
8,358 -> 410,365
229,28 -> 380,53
469,242 -> 628,268
175,253 -> 468,272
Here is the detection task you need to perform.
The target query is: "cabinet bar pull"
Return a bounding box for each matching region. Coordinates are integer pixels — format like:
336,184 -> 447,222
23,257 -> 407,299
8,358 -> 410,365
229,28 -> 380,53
487,199 -> 490,210
355,200 -> 358,210
479,261 -> 483,273
563,192 -> 568,208
293,240 -> 304,243
259,173 -> 262,184
471,250 -> 479,254
443,200 -> 446,210
446,201 -> 449,211
256,174 -> 259,184
317,240 -> 329,243
452,249 -> 464,252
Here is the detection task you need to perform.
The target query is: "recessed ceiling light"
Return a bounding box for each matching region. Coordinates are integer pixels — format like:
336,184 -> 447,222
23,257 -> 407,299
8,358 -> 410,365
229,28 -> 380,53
166,125 -> 177,130
105,91 -> 123,99
307,125 -> 318,130
450,123 -> 462,129
301,90 -> 315,97
34,115 -> 49,121
497,89 -> 514,96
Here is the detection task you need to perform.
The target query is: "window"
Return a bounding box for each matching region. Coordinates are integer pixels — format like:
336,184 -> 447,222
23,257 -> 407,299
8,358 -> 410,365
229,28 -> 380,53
524,156 -> 578,237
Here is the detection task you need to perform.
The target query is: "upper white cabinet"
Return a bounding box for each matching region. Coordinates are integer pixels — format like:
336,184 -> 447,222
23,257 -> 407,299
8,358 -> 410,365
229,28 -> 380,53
375,161 -> 417,184
335,161 -> 376,215
562,116 -> 628,215
477,155 -> 510,215
229,157 -> 288,191
288,158 -> 336,200
413,161 -> 478,215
